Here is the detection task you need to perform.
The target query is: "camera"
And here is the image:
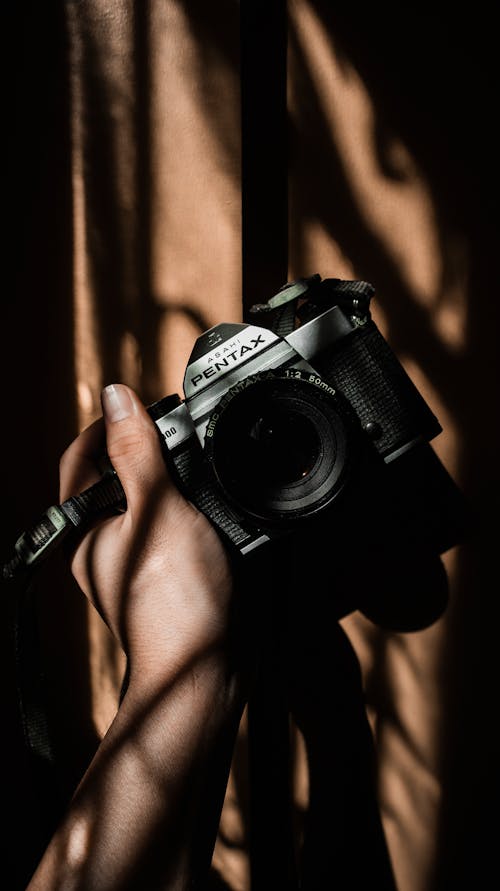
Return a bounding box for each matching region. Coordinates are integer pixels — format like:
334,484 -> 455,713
144,274 -> 468,571
4,273 -> 470,630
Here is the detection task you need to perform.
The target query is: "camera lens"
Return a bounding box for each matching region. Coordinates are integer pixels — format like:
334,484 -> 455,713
206,371 -> 355,523
246,409 -> 320,486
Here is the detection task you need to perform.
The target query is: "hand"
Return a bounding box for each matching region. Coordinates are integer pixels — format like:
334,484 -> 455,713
59,384 -> 235,688
27,384 -> 246,890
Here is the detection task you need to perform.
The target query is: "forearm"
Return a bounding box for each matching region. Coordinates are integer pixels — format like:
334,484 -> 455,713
27,649 -> 245,890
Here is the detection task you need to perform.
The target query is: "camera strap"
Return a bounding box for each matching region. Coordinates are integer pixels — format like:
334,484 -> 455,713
2,470 -> 126,586
248,272 -> 375,336
2,470 -> 126,812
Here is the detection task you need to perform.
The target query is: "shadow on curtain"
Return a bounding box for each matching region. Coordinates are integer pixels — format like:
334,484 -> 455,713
7,2 -> 498,889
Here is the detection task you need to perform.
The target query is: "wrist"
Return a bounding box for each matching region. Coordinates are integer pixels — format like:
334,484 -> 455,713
29,644 -> 245,891
124,640 -> 245,714
117,648 -> 245,785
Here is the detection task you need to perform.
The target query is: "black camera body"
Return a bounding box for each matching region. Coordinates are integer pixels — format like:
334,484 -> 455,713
145,276 -> 467,569
5,274 -> 469,630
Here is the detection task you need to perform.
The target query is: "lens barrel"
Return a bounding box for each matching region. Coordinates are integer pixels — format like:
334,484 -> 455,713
204,369 -> 359,523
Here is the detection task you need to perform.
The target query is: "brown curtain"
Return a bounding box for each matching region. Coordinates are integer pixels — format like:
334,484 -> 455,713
7,2 -> 497,889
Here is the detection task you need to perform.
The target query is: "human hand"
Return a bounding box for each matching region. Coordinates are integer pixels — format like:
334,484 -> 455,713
27,384 -> 246,891
59,383 -> 236,689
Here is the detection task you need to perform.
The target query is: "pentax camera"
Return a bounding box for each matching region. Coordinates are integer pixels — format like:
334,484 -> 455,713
144,274 -> 468,574
5,273 -> 469,630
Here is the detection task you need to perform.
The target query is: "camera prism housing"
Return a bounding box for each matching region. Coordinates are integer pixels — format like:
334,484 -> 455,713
146,277 -> 468,563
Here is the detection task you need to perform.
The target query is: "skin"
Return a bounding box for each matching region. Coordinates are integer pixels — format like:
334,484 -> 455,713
26,384 -> 249,891
25,382 -> 444,889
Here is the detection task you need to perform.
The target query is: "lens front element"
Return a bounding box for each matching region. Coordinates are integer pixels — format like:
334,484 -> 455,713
205,369 -> 356,523
246,408 -> 320,486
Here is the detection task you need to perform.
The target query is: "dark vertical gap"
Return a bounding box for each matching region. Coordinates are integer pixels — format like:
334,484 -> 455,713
133,0 -> 164,404
239,2 -> 297,888
246,560 -> 299,891
240,0 -> 289,317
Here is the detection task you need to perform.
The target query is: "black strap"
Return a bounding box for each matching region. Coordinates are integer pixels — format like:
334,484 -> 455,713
2,570 -> 66,889
2,470 -> 127,826
2,471 -> 126,585
12,581 -> 55,768
248,273 -> 375,337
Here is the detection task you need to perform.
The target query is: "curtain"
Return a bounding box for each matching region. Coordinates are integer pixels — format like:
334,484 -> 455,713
8,2 -> 497,889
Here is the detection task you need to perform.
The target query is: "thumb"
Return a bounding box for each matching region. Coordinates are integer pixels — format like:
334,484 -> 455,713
101,383 -> 170,507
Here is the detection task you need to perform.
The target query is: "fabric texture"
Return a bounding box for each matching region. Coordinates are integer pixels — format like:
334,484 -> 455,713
8,2 -> 497,889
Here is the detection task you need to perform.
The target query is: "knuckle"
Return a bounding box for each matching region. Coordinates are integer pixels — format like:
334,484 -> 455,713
108,427 -> 148,464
